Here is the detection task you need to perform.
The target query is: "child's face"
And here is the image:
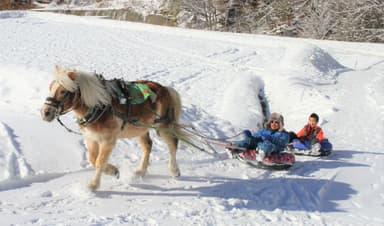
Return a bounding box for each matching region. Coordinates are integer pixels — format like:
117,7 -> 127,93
270,120 -> 280,130
309,117 -> 318,127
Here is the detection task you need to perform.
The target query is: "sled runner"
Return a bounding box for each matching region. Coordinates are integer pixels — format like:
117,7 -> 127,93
288,132 -> 333,157
228,146 -> 295,170
291,148 -> 331,157
288,140 -> 332,157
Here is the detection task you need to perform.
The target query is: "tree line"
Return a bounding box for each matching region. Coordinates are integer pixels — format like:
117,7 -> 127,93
0,0 -> 34,9
2,0 -> 383,43
167,0 -> 384,43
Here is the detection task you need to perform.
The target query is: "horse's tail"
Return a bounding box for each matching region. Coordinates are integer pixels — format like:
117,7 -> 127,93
165,87 -> 194,145
165,86 -> 182,121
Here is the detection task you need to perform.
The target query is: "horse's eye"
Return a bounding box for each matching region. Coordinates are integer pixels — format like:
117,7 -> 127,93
60,90 -> 67,95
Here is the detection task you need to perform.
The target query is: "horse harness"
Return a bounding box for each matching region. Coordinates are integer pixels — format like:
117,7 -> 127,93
76,74 -> 172,130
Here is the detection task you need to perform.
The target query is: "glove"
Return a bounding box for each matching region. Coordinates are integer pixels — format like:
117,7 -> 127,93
233,140 -> 249,149
249,136 -> 262,147
242,130 -> 252,138
289,131 -> 298,141
252,136 -> 263,143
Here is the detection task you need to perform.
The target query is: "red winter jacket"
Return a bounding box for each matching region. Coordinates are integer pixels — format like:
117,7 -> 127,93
296,124 -> 324,142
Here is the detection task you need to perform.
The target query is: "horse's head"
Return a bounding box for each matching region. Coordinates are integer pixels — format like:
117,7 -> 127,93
41,65 -> 79,122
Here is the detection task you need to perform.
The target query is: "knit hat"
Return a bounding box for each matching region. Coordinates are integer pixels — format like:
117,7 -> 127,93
264,112 -> 285,131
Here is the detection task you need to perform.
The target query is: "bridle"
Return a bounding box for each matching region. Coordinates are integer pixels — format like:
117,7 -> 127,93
44,82 -> 82,134
45,93 -> 71,115
44,81 -> 78,117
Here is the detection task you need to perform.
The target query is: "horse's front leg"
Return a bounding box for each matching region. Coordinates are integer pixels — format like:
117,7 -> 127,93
86,139 -> 99,167
134,132 -> 152,177
88,140 -> 116,191
86,139 -> 120,179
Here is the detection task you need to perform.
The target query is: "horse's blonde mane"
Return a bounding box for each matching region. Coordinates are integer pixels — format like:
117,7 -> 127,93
55,66 -> 111,107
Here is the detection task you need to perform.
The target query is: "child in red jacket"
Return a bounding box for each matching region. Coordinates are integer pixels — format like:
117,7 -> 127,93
291,113 -> 332,155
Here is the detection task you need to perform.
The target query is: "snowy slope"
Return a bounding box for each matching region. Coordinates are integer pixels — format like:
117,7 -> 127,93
0,11 -> 384,225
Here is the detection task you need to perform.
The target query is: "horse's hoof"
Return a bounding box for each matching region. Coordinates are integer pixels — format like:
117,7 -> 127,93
104,164 -> 119,178
171,168 -> 181,178
87,180 -> 100,192
134,169 -> 146,178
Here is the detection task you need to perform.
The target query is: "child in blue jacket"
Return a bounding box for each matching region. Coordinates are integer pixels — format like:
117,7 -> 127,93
233,112 -> 290,162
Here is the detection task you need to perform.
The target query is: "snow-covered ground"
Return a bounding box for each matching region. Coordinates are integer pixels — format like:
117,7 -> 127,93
1,11 -> 384,225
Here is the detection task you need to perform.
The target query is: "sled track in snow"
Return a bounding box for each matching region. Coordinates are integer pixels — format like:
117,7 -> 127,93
0,122 -> 34,181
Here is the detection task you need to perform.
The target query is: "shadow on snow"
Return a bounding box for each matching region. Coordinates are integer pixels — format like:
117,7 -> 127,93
93,149 -> 373,213
95,175 -> 356,213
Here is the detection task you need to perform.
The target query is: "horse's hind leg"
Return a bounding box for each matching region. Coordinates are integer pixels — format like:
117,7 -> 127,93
158,130 -> 180,177
135,132 -> 152,177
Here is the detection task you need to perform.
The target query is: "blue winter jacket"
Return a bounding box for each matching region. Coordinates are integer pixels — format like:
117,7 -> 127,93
252,129 -> 290,154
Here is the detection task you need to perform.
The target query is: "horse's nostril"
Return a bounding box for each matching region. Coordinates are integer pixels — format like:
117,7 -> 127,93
44,110 -> 51,117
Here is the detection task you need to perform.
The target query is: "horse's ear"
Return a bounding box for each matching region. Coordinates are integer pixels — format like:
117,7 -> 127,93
68,71 -> 76,80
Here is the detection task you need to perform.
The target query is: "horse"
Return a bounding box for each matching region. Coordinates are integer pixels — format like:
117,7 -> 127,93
41,65 -> 190,191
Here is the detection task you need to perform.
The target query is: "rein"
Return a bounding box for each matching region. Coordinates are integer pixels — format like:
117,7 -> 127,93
126,119 -> 220,156
55,105 -> 110,136
128,119 -> 244,157
56,117 -> 82,135
180,126 -> 244,156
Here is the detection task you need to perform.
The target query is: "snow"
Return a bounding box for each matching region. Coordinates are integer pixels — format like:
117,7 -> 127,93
1,10 -> 384,225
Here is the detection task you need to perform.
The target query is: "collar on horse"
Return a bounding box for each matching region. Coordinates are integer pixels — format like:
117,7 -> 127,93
77,105 -> 111,126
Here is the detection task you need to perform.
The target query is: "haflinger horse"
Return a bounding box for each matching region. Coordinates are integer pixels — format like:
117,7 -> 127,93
41,65 -> 191,191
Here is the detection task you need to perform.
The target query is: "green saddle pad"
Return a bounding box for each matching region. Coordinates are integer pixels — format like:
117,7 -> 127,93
127,83 -> 156,104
